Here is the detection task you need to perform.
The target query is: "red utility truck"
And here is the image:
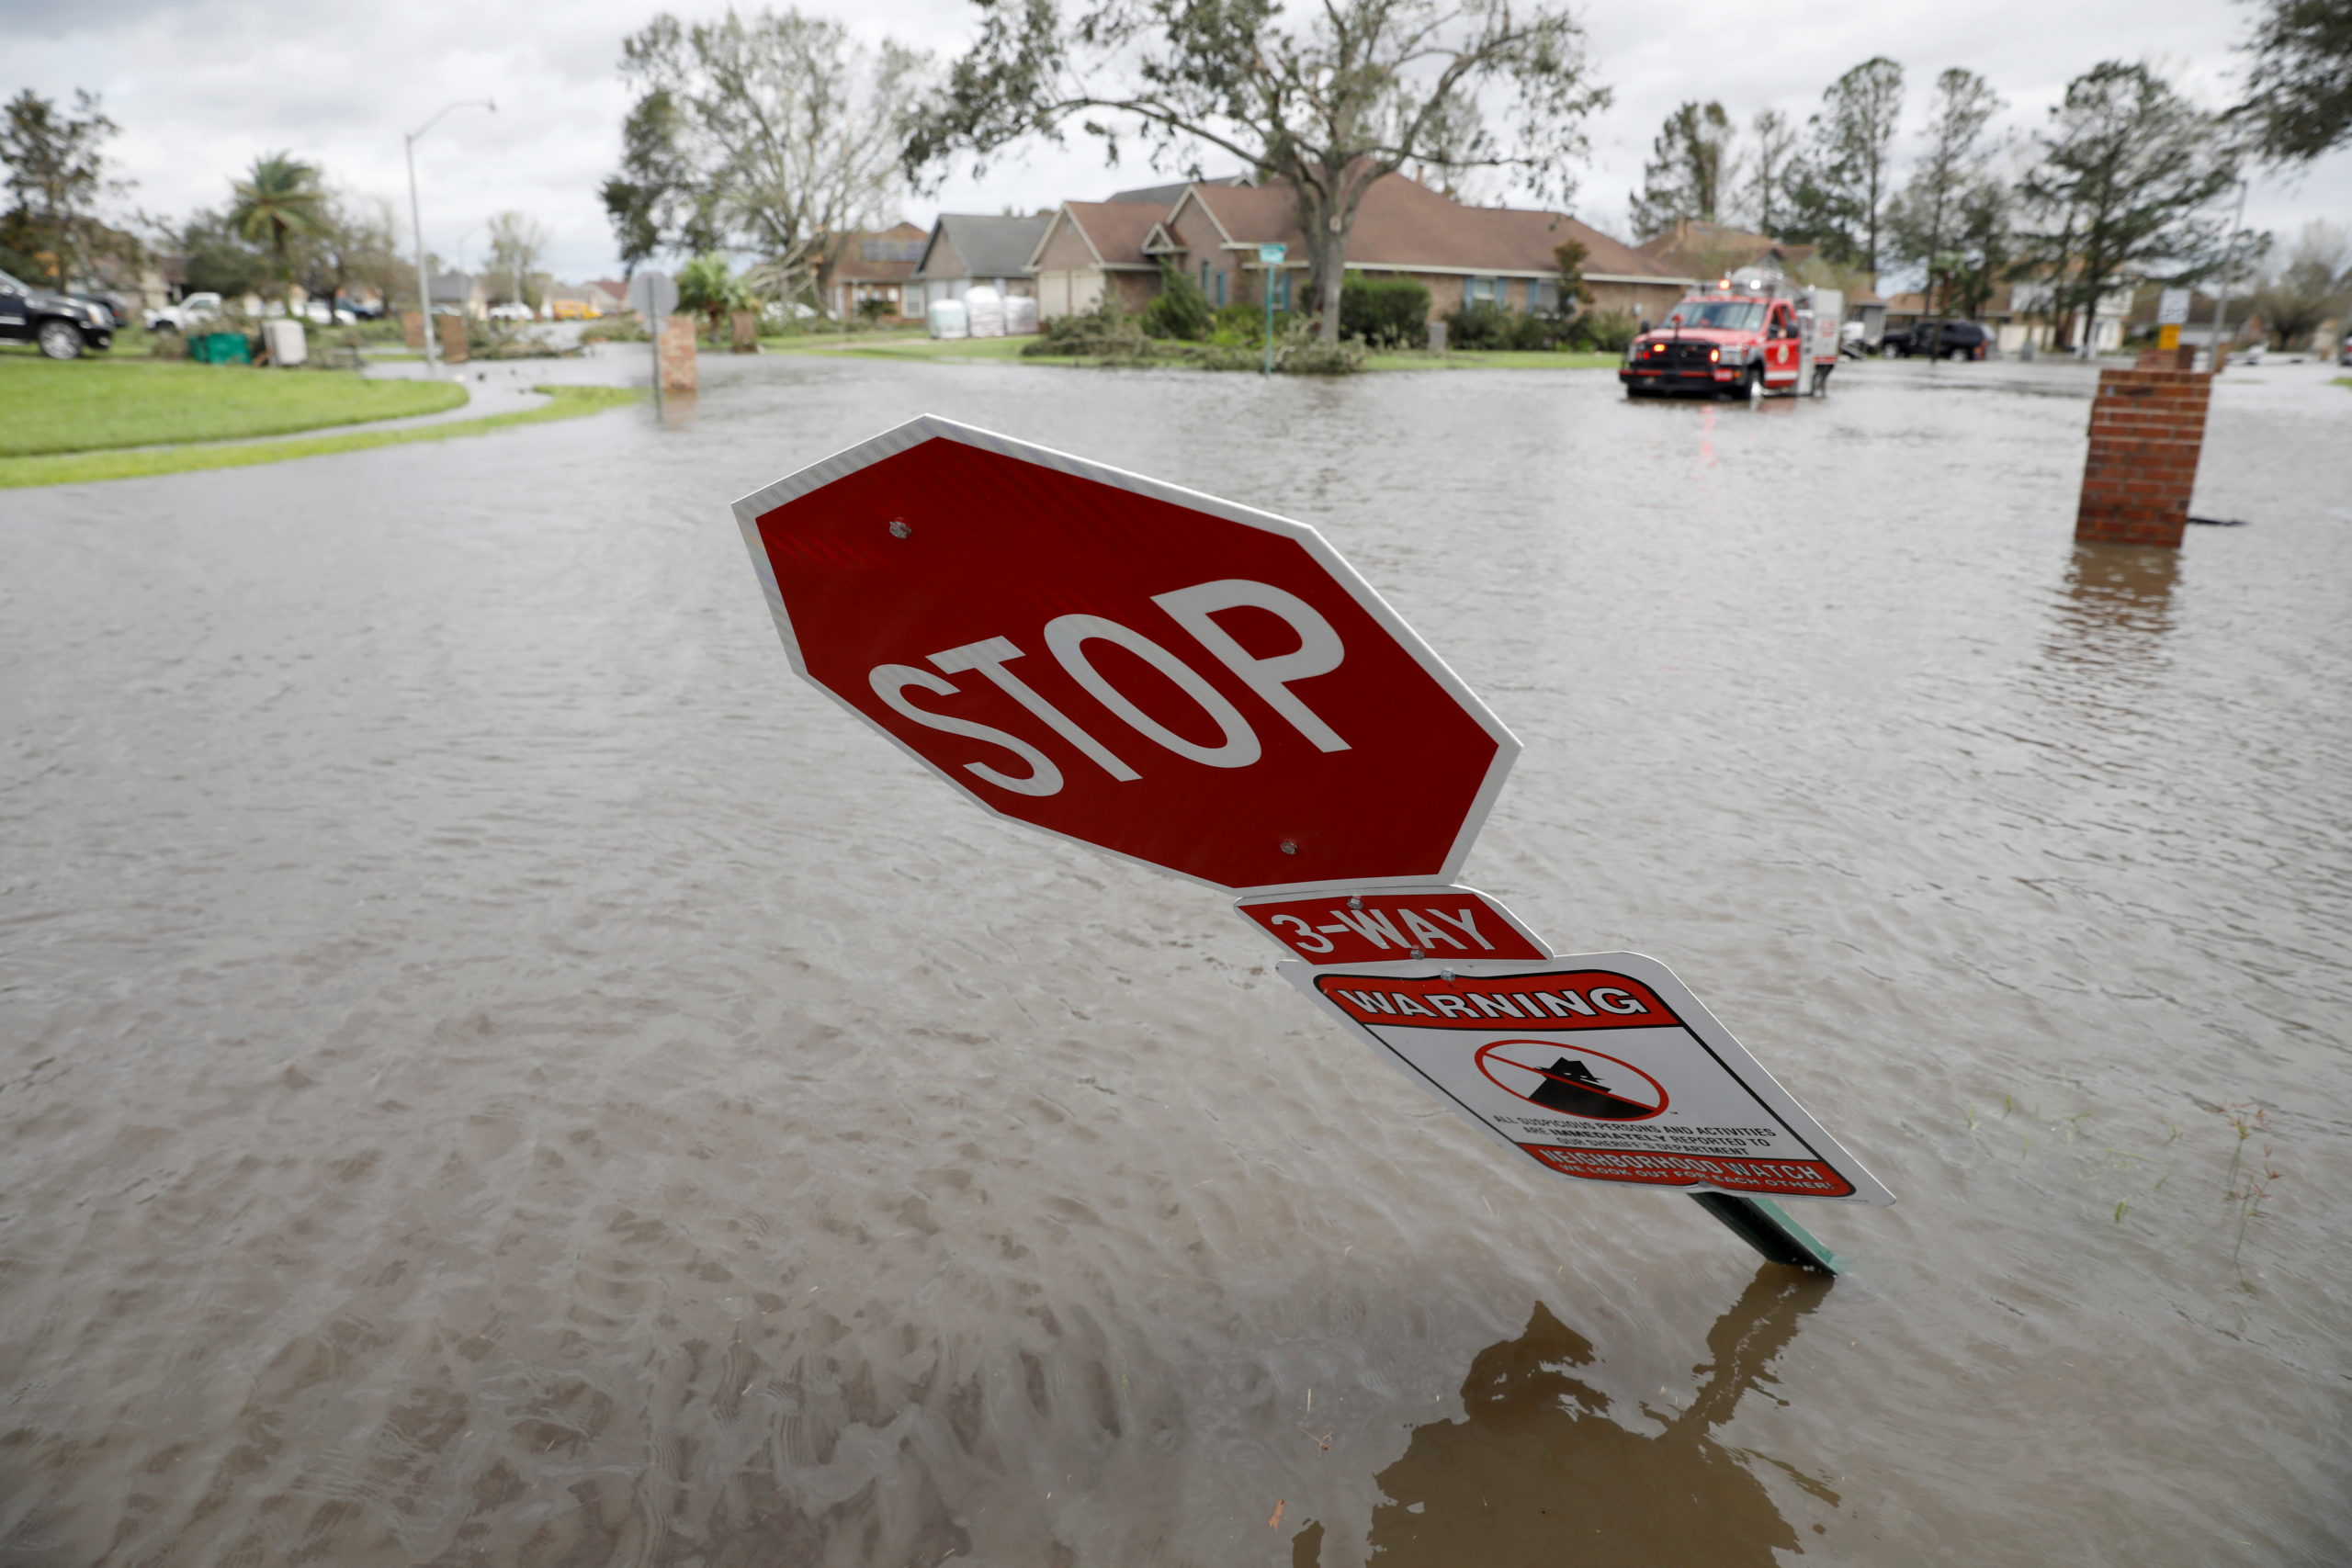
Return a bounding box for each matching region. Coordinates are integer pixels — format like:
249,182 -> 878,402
1621,280 -> 1842,400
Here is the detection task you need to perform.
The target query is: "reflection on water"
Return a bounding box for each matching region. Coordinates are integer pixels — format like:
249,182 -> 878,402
2052,542 -> 2181,658
1339,1268 -> 1830,1566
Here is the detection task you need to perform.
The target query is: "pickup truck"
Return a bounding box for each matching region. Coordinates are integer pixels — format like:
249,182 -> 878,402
144,292 -> 225,332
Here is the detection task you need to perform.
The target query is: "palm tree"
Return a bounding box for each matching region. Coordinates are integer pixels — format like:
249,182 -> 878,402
227,152 -> 325,307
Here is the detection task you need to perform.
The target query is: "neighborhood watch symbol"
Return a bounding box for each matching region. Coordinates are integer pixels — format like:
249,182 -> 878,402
1477,1042 -> 1668,1122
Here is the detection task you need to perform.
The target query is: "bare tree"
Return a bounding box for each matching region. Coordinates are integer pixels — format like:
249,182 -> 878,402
908,0 -> 1611,344
1629,102 -> 1733,238
605,9 -> 926,310
487,210 -> 549,310
2247,220 -> 2351,346
1739,109 -> 1799,235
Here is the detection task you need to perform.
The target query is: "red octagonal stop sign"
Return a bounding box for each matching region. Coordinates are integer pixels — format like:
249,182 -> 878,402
732,416 -> 1518,894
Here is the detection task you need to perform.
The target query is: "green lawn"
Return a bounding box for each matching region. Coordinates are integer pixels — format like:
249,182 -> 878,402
0,385 -> 639,489
0,353 -> 468,457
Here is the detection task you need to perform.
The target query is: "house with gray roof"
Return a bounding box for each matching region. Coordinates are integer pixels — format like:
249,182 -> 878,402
914,214 -> 1054,311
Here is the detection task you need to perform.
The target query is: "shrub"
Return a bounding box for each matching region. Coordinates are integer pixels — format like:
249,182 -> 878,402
1442,299 -> 1586,352
1141,262 -> 1213,342
855,296 -> 895,327
1208,300 -> 1301,348
1341,277 -> 1430,347
1443,299 -> 1513,350
1572,309 -> 1640,354
1275,333 -> 1366,375
1023,296 -> 1148,360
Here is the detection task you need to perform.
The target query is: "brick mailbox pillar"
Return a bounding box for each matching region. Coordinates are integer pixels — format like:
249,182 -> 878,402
435,314 -> 469,366
656,314 -> 698,393
2075,367 -> 2211,548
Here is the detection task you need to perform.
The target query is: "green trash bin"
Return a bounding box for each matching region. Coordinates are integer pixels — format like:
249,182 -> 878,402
189,331 -> 251,366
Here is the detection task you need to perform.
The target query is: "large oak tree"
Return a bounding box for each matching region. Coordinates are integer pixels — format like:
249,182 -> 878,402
907,0 -> 1610,343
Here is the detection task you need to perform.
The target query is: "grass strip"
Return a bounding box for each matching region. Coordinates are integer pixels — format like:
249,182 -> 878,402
0,354 -> 469,456
0,384 -> 639,490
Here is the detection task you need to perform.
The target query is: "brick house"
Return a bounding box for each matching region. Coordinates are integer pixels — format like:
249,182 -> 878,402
1029,201 -> 1169,317
913,214 -> 1053,313
826,221 -> 929,321
1060,172 -> 1690,325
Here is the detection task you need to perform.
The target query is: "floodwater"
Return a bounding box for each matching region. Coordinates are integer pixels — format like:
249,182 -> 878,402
4,349 -> 2348,1566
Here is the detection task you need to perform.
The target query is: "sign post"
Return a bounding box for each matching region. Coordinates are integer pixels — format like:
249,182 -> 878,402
734,415 -> 1890,1278
1258,243 -> 1286,376
627,270 -> 679,411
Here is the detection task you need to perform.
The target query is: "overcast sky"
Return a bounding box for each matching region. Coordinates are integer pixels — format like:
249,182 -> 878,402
16,0 -> 2350,287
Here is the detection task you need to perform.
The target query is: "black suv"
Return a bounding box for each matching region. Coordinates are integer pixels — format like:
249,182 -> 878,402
1883,321 -> 1990,360
0,267 -> 115,358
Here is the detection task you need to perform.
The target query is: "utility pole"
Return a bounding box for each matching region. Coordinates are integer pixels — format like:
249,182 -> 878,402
405,99 -> 496,375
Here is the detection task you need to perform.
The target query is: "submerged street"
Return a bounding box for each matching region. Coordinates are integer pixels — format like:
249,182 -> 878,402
4,352 -> 2348,1564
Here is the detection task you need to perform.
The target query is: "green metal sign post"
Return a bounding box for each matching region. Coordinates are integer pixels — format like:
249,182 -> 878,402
1258,243 -> 1286,375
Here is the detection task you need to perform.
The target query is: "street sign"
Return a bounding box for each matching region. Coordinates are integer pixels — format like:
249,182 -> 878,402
628,270 -> 678,321
2157,288 -> 2192,351
1284,953 -> 1894,1205
1238,886 -> 1547,964
1259,243 -> 1287,265
732,416 -> 1518,894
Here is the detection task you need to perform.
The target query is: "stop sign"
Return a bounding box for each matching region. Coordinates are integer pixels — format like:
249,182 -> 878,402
732,416 -> 1518,894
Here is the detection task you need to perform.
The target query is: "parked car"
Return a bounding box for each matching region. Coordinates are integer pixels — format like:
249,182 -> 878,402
1,267 -> 116,357
145,292 -> 224,332
487,302 -> 536,321
2339,334 -> 2351,367
1883,321 -> 1991,360
300,300 -> 358,325
68,292 -> 132,330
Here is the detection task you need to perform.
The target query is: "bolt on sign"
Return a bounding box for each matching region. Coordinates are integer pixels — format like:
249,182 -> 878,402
1285,954 -> 1894,1205
731,416 -> 1517,894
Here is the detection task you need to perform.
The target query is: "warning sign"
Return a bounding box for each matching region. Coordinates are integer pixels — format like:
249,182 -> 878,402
1282,953 -> 1894,1205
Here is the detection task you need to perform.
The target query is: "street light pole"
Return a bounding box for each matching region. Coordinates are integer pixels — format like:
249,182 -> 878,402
404,98 -> 496,375
2210,176 -> 2250,369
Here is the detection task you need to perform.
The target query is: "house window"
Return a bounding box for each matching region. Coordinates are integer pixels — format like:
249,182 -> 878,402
1272,271 -> 1291,311
1199,260 -> 1210,293
1215,269 -> 1226,307
1530,278 -> 1555,311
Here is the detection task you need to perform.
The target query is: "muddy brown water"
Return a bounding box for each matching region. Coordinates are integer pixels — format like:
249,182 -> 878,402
4,353 -> 2348,1566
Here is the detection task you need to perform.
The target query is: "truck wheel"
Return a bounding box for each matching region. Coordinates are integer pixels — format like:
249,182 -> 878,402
36,320 -> 85,360
1741,365 -> 1763,401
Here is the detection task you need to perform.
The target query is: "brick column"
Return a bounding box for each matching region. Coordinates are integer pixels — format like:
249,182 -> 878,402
657,314 -> 698,393
435,314 -> 469,365
2075,367 -> 2211,548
